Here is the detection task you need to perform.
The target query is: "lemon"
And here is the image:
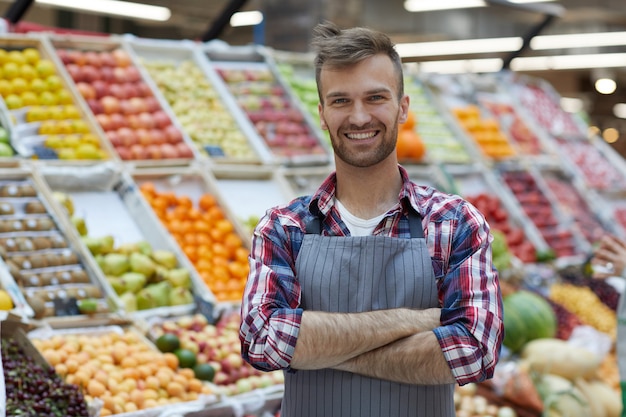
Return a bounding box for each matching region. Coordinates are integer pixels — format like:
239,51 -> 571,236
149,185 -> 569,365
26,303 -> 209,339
0,289 -> 14,310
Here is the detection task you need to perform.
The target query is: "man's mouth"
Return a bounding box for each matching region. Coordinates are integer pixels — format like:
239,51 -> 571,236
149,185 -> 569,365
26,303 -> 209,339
345,131 -> 378,140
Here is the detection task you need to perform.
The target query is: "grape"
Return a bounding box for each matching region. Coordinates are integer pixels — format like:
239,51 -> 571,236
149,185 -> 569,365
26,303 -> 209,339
2,336 -> 89,416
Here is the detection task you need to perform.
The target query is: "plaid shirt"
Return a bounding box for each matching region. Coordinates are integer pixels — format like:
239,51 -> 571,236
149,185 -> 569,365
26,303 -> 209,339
240,165 -> 503,385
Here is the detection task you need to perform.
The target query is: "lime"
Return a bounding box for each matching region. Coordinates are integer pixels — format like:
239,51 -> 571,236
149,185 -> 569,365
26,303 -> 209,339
174,348 -> 197,369
193,363 -> 215,382
155,333 -> 180,353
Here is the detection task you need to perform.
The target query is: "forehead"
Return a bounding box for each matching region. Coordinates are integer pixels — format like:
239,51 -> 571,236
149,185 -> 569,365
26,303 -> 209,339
319,54 -> 398,94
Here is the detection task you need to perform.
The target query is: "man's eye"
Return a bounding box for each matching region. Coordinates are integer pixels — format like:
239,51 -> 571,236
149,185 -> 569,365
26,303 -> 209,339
369,95 -> 384,101
332,98 -> 348,104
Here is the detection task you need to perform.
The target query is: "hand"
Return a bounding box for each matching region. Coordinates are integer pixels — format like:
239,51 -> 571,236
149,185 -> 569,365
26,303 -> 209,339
591,235 -> 626,279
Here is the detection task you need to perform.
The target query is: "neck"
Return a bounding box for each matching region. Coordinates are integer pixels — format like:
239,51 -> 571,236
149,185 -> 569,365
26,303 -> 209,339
334,157 -> 402,219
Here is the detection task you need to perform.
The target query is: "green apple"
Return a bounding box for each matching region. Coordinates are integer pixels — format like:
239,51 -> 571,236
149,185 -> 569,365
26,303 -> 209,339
0,127 -> 9,144
0,142 -> 14,157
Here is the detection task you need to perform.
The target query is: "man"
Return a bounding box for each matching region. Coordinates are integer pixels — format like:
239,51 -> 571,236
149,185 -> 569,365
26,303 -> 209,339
240,21 -> 503,416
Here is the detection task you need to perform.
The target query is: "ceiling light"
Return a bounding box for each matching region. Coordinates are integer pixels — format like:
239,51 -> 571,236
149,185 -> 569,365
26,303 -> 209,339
614,103 -> 626,119
418,58 -> 503,74
230,11 -> 264,27
602,127 -> 619,143
595,78 -> 617,95
532,31 -> 626,50
36,0 -> 171,21
396,37 -> 522,57
510,53 -> 626,71
403,0 -> 554,12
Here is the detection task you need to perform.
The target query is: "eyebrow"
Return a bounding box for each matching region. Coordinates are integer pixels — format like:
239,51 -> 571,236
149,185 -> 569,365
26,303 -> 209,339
325,87 -> 392,100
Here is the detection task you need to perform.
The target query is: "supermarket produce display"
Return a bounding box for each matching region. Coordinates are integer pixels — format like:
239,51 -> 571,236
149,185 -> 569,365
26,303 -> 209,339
0,32 -> 624,417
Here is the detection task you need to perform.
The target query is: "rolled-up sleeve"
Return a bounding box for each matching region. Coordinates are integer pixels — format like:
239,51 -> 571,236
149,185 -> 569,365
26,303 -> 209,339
431,201 -> 504,385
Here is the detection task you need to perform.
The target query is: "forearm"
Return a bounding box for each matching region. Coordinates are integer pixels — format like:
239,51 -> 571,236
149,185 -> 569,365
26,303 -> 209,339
290,308 -> 440,370
332,331 -> 455,385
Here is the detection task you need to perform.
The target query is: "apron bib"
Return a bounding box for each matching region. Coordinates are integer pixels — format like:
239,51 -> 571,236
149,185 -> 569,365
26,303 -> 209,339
282,211 -> 455,417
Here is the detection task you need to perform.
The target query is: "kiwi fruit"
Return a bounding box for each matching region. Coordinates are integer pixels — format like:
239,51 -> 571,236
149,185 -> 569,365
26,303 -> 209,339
22,218 -> 39,231
36,217 -> 55,231
45,252 -> 61,267
24,200 -> 47,214
21,273 -> 42,287
28,254 -> 48,269
0,184 -> 20,197
5,260 -> 21,281
32,236 -> 52,250
49,235 -> 67,249
9,220 -> 23,232
0,202 -> 14,215
59,250 -> 78,265
83,285 -> 102,299
2,238 -> 17,252
38,272 -> 56,286
11,255 -> 30,270
19,184 -> 37,197
0,220 -> 11,233
55,270 -> 73,285
26,294 -> 47,319
71,269 -> 90,284
15,237 -> 34,252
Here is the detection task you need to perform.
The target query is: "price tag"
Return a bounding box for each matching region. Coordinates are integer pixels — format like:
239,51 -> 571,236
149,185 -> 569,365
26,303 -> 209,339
194,294 -> 216,324
53,297 -> 80,316
204,145 -> 226,157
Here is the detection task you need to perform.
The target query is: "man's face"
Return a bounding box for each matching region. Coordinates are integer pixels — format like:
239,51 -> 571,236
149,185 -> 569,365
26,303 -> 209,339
318,54 -> 409,168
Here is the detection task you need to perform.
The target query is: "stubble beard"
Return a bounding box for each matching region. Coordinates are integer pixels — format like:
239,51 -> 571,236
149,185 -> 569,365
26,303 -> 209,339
330,122 -> 399,168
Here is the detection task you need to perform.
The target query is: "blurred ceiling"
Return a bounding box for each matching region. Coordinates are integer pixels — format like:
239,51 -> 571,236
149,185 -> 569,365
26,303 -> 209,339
3,0 -> 626,150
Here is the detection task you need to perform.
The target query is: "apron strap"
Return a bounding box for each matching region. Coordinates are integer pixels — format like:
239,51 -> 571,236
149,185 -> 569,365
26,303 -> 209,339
305,206 -> 424,238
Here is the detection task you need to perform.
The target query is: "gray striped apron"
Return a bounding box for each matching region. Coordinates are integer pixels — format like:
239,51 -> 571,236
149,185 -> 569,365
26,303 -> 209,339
283,210 -> 455,417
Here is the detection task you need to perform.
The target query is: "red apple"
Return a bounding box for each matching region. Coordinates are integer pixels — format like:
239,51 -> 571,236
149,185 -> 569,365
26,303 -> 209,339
112,48 -> 131,67
86,99 -> 104,115
152,110 -> 170,128
91,80 -> 110,99
121,82 -> 140,98
149,129 -> 166,145
136,81 -> 153,97
99,66 -> 115,82
119,100 -> 135,115
107,130 -> 122,147
137,112 -> 155,129
57,49 -> 71,65
95,114 -> 112,131
128,97 -> 148,114
81,65 -> 100,82
76,82 -> 96,100
176,142 -> 194,159
160,143 -> 179,159
115,146 -> 132,160
101,96 -> 121,114
136,128 -> 152,146
117,127 -> 138,147
164,125 -> 183,144
125,66 -> 141,83
66,64 -> 83,82
84,51 -> 102,67
99,51 -> 116,67
68,50 -> 86,66
129,144 -> 148,159
113,67 -> 128,83
143,96 -> 160,112
146,144 -> 162,159
108,84 -> 128,100
109,113 -> 128,129
126,114 -> 140,129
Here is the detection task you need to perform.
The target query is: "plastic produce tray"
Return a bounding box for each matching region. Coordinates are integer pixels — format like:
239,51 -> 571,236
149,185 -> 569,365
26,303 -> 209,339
0,167 -> 118,325
0,34 -> 117,162
126,37 -> 273,165
202,43 -> 332,167
46,34 -> 198,166
128,165 -> 251,305
35,162 -> 212,319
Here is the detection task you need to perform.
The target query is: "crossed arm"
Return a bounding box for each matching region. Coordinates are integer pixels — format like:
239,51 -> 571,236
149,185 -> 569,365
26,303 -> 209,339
290,308 -> 455,385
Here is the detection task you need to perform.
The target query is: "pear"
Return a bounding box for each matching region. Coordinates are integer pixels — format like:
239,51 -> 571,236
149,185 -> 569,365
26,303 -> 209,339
102,253 -> 130,276
129,252 -> 156,279
94,254 -> 106,271
152,265 -> 169,283
119,272 -> 147,294
99,235 -> 115,254
119,291 -> 137,312
81,236 -> 106,255
137,281 -> 171,309
115,242 -> 140,255
106,276 -> 127,295
169,287 -> 194,306
52,191 -> 74,216
136,240 -> 153,256
71,216 -> 88,236
151,249 -> 178,269
165,268 -> 191,288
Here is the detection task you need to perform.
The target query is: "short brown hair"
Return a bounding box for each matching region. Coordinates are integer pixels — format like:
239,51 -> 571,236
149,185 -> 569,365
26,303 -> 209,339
311,21 -> 404,103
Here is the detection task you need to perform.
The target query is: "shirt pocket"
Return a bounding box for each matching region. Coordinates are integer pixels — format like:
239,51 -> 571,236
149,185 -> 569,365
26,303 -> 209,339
431,257 -> 445,280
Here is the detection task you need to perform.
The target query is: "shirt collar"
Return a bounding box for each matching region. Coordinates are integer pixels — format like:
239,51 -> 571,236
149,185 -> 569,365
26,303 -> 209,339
308,165 -> 423,218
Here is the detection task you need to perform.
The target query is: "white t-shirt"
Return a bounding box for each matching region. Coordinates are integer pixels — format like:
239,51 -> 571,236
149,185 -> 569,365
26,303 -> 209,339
335,198 -> 387,236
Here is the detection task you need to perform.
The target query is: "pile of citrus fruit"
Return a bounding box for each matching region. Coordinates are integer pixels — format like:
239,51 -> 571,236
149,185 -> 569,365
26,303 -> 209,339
139,181 -> 249,302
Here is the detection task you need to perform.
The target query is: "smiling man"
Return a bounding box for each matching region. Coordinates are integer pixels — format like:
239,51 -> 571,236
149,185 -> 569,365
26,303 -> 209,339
240,21 -> 504,417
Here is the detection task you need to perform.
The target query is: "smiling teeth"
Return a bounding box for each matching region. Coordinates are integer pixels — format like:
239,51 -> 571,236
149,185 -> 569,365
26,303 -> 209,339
346,132 -> 376,140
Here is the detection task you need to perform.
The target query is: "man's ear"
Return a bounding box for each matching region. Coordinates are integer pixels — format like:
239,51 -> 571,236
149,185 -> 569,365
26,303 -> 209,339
319,102 -> 328,130
398,94 -> 410,124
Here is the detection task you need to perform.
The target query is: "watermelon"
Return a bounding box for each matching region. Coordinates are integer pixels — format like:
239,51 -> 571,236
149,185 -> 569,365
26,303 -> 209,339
502,290 -> 557,352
